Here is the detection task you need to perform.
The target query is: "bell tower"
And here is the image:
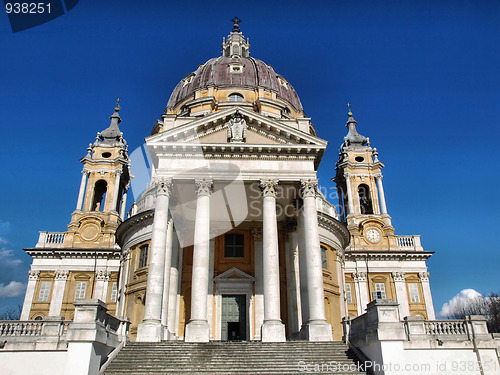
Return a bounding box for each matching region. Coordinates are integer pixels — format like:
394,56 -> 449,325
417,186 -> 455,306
334,106 -> 398,251
64,101 -> 131,249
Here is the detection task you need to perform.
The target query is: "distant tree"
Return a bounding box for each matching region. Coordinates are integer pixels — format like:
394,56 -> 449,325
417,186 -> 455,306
0,305 -> 21,320
445,292 -> 500,333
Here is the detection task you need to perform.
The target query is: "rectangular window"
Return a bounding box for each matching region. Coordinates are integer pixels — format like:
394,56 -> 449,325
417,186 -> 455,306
75,281 -> 87,300
345,283 -> 352,304
110,282 -> 118,302
38,281 -> 51,302
373,283 -> 386,300
138,245 -> 149,268
408,283 -> 420,303
321,247 -> 328,269
224,233 -> 244,258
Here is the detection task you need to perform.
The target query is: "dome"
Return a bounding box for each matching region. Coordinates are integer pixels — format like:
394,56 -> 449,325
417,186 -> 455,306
166,56 -> 304,113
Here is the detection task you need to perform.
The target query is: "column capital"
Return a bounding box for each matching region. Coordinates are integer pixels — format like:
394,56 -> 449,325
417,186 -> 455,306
156,178 -> 173,196
353,271 -> 366,282
28,270 -> 40,280
121,248 -> 131,261
392,271 -> 405,282
375,173 -> 383,180
419,272 -> 430,282
194,178 -> 213,196
96,270 -> 111,281
259,179 -> 279,198
81,169 -> 90,176
55,270 -> 69,281
300,179 -> 318,198
252,228 -> 263,241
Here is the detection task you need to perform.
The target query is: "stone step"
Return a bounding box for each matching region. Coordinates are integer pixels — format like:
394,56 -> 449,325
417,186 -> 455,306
103,341 -> 367,375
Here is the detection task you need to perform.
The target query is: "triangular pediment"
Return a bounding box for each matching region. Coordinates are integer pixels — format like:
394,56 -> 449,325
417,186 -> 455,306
146,107 -> 327,147
214,267 -> 255,282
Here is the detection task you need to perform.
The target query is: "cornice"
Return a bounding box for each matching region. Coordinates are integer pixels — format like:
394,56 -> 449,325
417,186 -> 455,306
344,250 -> 434,262
24,247 -> 120,259
317,212 -> 350,250
116,209 -> 155,247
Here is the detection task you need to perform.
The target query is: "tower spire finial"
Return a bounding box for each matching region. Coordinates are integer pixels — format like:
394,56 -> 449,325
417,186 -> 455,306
346,102 -> 352,117
115,97 -> 121,112
232,17 -> 241,32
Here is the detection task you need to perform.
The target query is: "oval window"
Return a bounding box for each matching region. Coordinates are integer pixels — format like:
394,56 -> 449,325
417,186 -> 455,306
102,152 -> 112,158
355,156 -> 364,162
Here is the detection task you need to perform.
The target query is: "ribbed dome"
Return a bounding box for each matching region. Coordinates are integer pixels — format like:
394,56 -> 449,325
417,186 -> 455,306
166,56 -> 304,113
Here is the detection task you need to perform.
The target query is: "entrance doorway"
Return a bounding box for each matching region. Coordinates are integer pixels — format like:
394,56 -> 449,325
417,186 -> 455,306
221,294 -> 246,340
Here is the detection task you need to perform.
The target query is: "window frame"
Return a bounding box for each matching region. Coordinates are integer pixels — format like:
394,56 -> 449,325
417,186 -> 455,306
38,281 -> 51,302
408,283 -> 421,303
345,283 -> 353,304
74,281 -> 87,301
138,244 -> 149,269
223,233 -> 245,258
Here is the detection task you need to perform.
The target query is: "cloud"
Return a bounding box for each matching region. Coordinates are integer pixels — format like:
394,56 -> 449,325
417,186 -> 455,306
0,248 -> 22,266
0,220 -> 10,236
0,281 -> 26,298
438,289 -> 483,318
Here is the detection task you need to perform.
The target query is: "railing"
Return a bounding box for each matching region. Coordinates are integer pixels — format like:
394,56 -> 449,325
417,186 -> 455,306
36,231 -> 66,248
425,320 -> 467,335
0,321 -> 43,336
316,195 -> 339,220
397,235 -> 422,251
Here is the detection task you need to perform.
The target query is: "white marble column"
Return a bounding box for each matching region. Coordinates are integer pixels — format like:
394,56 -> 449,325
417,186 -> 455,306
49,270 -> 69,316
392,272 -> 409,319
20,270 -> 39,320
137,178 -> 172,342
344,172 -> 355,215
207,237 -> 215,339
76,170 -> 88,211
285,224 -> 301,338
167,233 -> 180,337
259,179 -> 285,342
185,178 -> 213,343
419,272 -> 436,319
297,201 -> 310,326
93,270 -> 110,301
253,229 -> 264,340
336,255 -> 346,318
111,170 -> 122,212
118,249 -> 131,318
299,179 -> 332,341
354,272 -> 369,315
376,174 -> 388,215
161,217 -> 174,339
120,184 -> 129,220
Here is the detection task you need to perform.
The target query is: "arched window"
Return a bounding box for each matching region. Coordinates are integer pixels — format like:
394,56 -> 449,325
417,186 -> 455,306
92,180 -> 107,211
232,44 -> 239,55
358,184 -> 373,214
228,93 -> 244,102
34,315 -> 43,321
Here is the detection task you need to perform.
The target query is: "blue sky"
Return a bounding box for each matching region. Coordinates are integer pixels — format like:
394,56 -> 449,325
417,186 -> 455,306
0,0 -> 499,316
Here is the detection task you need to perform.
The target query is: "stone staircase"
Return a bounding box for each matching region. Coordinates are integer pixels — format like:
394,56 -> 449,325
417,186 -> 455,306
103,341 -> 368,375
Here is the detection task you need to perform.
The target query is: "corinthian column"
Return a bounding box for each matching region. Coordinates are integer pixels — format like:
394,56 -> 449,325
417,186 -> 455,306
137,178 -> 173,342
185,178 -> 213,342
259,179 -> 285,342
76,170 -> 89,211
20,270 -> 39,320
49,270 -> 69,317
299,179 -> 332,341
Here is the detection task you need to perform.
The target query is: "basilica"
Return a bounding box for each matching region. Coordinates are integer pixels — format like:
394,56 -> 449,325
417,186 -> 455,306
19,21 -> 435,345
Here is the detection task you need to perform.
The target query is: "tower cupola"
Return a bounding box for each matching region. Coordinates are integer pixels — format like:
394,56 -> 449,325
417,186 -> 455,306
222,17 -> 250,57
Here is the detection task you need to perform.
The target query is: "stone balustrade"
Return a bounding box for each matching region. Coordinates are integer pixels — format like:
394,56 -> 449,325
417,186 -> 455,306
35,231 -> 66,248
397,235 -> 423,251
342,300 -> 500,375
315,194 -> 339,220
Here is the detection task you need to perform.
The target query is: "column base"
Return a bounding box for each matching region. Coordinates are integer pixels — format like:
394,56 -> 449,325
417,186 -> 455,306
136,321 -> 164,342
185,320 -> 210,342
300,320 -> 333,341
163,326 -> 177,341
261,320 -> 286,342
